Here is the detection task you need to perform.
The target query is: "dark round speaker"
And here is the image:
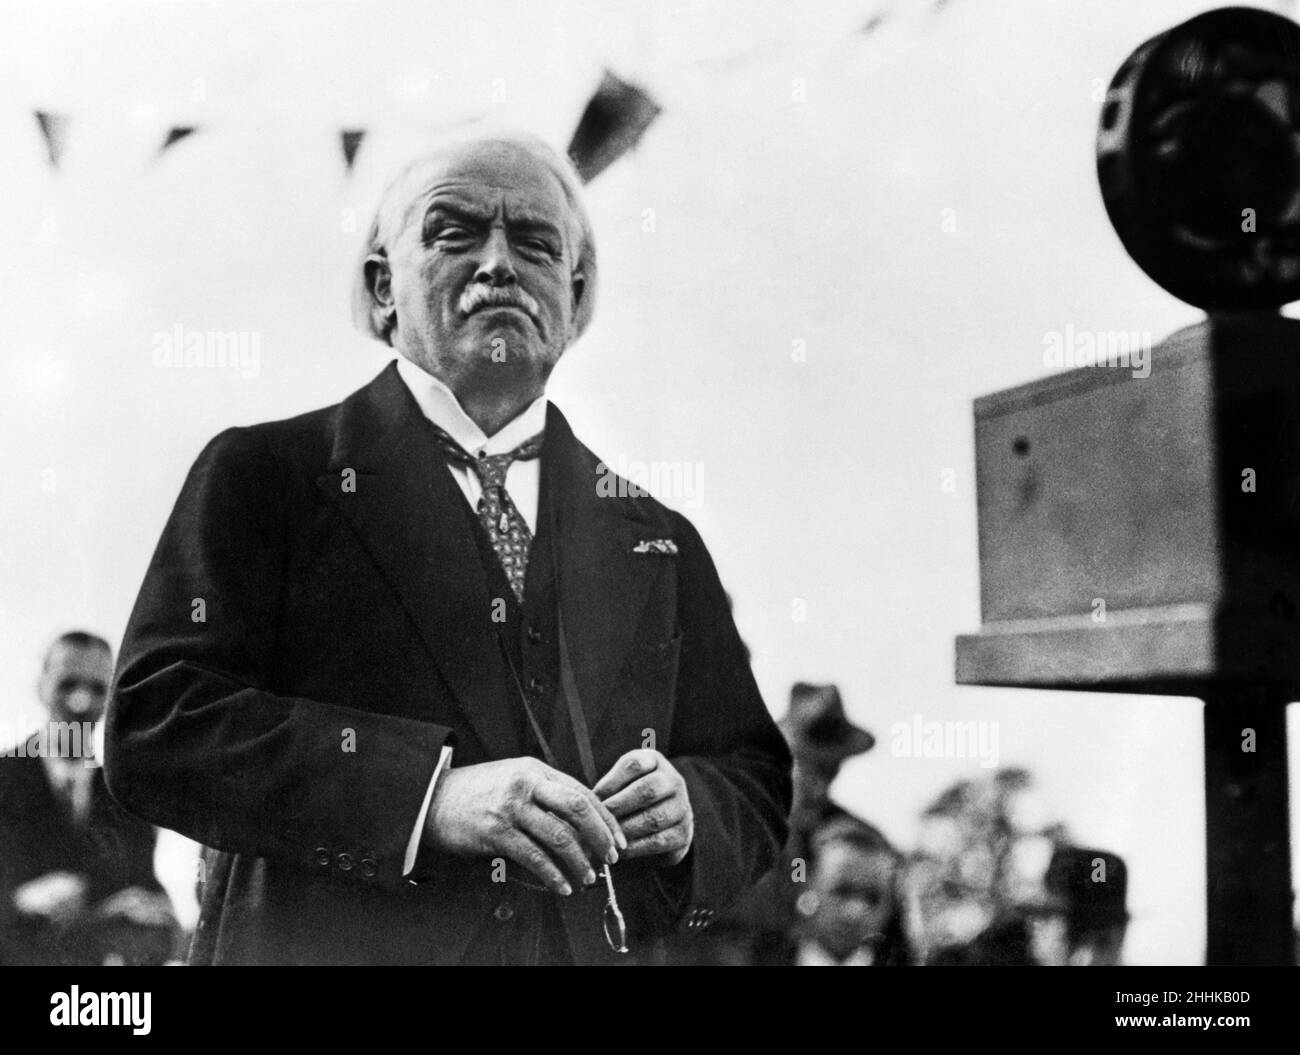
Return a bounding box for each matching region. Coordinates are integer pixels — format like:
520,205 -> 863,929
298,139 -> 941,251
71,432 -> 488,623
1097,6 -> 1300,310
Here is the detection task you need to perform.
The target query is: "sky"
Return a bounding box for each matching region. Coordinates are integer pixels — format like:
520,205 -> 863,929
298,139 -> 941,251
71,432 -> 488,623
2,0 -> 1298,962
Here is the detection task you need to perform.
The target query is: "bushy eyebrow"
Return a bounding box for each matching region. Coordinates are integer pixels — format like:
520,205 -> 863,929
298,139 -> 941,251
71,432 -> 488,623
423,200 -> 493,228
423,199 -> 564,243
509,216 -> 564,241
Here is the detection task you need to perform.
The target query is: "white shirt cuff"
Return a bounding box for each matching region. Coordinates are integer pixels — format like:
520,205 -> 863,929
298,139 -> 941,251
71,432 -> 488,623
403,744 -> 453,877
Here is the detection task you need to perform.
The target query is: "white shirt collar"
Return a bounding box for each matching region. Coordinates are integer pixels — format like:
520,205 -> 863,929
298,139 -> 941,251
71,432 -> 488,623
395,355 -> 548,456
795,940 -> 876,967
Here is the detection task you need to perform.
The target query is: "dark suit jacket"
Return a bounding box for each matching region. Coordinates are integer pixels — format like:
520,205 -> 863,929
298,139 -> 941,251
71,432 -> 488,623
106,361 -> 791,965
0,754 -> 163,965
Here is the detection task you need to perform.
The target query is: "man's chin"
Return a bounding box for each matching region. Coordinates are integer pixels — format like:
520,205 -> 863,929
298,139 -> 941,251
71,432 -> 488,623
454,328 -> 553,366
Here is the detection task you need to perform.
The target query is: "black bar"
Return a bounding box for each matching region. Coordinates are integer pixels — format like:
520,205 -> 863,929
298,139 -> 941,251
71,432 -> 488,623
9,965 -> 1296,1041
1202,689 -> 1294,965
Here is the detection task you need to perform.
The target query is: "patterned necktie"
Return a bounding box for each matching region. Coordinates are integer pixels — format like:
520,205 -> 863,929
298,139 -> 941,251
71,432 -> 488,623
428,424 -> 543,601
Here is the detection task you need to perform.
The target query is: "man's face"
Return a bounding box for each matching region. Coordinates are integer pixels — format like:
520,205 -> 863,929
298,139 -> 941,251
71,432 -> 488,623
38,643 -> 112,725
379,140 -> 584,404
807,843 -> 899,960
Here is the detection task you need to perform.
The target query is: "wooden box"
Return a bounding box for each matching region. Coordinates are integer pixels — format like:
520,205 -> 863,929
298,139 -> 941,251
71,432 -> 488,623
955,314 -> 1300,693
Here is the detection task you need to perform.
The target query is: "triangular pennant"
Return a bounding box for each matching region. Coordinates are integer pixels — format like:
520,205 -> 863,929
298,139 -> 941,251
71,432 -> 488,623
567,71 -> 661,183
341,129 -> 366,171
859,12 -> 888,36
34,110 -> 69,168
160,126 -> 199,154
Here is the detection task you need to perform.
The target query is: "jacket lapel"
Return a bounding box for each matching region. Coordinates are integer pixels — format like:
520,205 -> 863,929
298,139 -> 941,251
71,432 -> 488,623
314,363 -> 522,758
542,405 -> 676,742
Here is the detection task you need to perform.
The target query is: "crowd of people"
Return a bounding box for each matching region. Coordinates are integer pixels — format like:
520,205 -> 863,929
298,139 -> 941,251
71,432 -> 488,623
0,632 -> 1131,967
665,682 -> 1131,967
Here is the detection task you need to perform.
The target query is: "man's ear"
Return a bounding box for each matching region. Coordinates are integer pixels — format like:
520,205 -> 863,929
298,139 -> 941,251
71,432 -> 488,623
569,269 -> 587,334
363,252 -> 395,335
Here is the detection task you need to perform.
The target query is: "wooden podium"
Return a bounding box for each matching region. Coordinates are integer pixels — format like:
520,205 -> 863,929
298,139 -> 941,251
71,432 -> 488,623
956,9 -> 1300,965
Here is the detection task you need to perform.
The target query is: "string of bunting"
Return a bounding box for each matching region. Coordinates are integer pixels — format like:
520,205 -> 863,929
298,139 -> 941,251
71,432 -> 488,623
30,70 -> 661,184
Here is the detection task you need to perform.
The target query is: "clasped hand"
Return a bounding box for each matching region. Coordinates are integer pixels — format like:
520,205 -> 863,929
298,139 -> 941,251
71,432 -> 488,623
426,749 -> 693,895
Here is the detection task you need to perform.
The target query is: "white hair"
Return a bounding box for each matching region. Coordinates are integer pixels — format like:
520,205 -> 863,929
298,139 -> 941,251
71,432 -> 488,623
350,128 -> 598,346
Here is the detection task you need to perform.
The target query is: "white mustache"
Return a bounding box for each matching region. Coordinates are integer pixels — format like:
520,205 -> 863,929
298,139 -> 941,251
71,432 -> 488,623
458,284 -> 540,321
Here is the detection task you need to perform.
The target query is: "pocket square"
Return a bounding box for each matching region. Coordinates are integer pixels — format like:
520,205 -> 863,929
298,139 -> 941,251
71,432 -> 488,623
632,538 -> 678,555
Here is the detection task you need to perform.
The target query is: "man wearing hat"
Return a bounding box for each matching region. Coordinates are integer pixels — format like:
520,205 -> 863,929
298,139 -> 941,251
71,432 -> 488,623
669,682 -> 875,964
1024,845 -> 1131,966
781,683 -> 876,839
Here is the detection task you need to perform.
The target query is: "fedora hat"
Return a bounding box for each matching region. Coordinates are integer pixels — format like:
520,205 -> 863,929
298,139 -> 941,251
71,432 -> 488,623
1023,845 -> 1130,926
780,682 -> 875,764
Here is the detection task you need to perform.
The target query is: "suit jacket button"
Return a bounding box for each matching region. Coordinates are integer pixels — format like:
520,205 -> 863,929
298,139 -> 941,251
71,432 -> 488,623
527,677 -> 545,696
336,852 -> 354,871
527,625 -> 544,645
360,858 -> 378,879
493,903 -> 514,922
314,847 -> 331,867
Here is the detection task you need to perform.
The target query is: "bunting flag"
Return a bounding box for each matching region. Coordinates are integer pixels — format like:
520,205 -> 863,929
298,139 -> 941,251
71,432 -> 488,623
567,71 -> 661,183
859,12 -> 889,36
341,129 -> 365,172
34,110 -> 69,168
160,126 -> 199,154
19,18 -> 928,182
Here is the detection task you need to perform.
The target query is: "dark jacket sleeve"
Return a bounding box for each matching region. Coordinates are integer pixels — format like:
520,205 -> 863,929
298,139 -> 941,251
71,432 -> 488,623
623,513 -> 792,936
104,427 -> 450,893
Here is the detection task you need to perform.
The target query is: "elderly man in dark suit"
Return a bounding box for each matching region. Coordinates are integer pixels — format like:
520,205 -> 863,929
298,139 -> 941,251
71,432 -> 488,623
106,131 -> 791,965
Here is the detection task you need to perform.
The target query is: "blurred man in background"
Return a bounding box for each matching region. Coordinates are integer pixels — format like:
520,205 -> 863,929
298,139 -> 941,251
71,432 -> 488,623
792,815 -> 911,966
0,632 -> 176,966
674,682 -> 874,964
1023,845 -> 1130,966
